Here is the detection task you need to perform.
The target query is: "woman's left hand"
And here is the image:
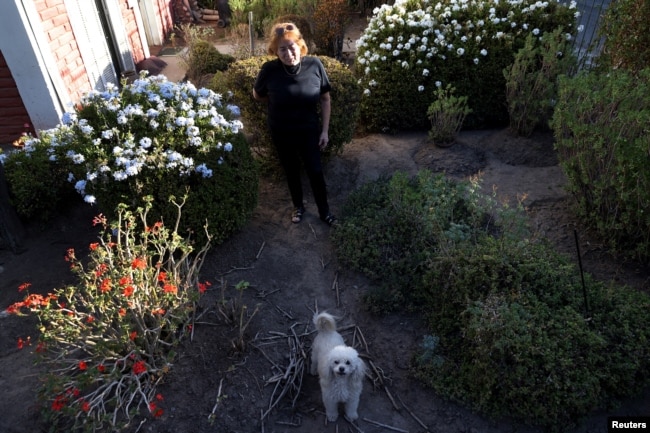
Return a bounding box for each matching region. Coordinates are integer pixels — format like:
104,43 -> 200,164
319,132 -> 329,150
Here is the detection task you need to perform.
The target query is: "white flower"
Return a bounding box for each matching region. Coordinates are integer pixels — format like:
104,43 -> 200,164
532,28 -> 540,36
480,48 -> 488,56
139,137 -> 152,148
84,195 -> 96,204
418,85 -> 425,92
74,180 -> 87,193
473,58 -> 479,64
227,104 -> 241,116
393,49 -> 400,56
457,48 -> 465,56
422,69 -> 430,76
435,81 -> 442,88
224,142 -> 233,152
364,89 -> 371,96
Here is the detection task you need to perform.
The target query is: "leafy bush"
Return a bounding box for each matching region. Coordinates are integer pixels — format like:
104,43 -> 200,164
333,169 -> 650,430
8,203 -> 213,432
355,0 -> 579,132
427,83 -> 472,145
210,55 -> 361,175
2,75 -> 258,246
551,68 -> 650,261
504,27 -> 575,136
1,140 -> 79,222
331,170 -> 499,311
598,0 -> 650,72
186,41 -> 235,83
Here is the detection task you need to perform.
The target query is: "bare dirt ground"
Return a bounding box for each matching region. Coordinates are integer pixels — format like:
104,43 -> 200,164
1,128 -> 649,433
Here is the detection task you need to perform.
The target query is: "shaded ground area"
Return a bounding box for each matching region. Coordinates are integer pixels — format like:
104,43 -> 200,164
1,128 -> 649,433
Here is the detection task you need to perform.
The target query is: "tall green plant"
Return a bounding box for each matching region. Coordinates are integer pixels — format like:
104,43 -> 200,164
551,68 -> 650,261
504,28 -> 575,136
599,0 -> 650,72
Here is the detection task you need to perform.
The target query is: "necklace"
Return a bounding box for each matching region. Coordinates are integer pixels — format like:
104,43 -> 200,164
282,61 -> 302,76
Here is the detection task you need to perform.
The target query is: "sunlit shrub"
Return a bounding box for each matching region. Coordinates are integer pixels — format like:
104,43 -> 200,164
2,75 -> 258,246
355,0 -> 579,132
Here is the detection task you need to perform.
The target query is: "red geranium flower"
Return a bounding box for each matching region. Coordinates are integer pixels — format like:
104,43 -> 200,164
132,360 -> 147,375
131,257 -> 147,270
79,361 -> 88,371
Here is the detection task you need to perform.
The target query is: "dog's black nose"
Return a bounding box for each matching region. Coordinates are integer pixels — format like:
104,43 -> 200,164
338,366 -> 345,373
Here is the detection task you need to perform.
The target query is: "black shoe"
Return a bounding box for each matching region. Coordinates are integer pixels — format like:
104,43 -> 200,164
292,206 -> 305,223
321,213 -> 337,227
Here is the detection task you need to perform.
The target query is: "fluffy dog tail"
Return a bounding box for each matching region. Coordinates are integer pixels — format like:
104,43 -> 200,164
313,312 -> 337,332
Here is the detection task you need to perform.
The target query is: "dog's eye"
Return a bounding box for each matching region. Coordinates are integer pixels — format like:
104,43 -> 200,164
346,360 -> 351,365
334,360 -> 339,365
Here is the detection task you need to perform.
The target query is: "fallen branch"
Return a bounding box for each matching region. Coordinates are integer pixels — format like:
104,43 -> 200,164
396,393 -> 429,431
362,417 -> 408,432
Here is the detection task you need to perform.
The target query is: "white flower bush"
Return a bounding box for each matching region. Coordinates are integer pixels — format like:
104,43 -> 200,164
4,74 -> 259,245
355,0 -> 580,131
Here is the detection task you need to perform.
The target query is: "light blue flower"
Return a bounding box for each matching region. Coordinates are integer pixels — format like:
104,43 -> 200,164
139,137 -> 152,148
224,142 -> 233,152
84,195 -> 96,204
75,180 -> 87,193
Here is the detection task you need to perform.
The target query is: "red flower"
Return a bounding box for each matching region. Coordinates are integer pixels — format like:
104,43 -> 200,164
79,361 -> 88,371
51,395 -> 66,411
89,242 -> 99,251
97,364 -> 106,373
17,337 -> 25,349
198,280 -> 212,294
123,286 -> 135,297
119,276 -> 132,286
163,284 -> 177,294
100,278 -> 112,293
35,342 -> 46,353
157,271 -> 167,282
152,308 -> 166,315
156,393 -> 164,401
132,360 -> 147,375
129,331 -> 137,341
18,282 -> 31,292
149,401 -> 164,417
86,315 -> 94,323
92,214 -> 106,226
65,248 -> 76,262
118,308 -> 127,316
95,263 -> 108,277
81,400 -> 90,412
131,257 -> 147,270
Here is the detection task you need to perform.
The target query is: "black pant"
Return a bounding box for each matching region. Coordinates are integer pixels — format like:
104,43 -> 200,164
271,128 -> 330,219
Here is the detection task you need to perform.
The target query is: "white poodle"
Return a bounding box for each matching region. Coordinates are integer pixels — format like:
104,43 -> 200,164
311,312 -> 366,422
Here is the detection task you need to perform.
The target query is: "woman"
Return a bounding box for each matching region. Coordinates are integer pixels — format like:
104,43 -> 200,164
253,22 -> 336,226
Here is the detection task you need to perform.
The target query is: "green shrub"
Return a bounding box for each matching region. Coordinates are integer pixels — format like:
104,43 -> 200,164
334,169 -> 650,430
598,0 -> 650,72
355,0 -> 579,132
187,41 -> 235,82
427,83 -> 472,145
1,140 -> 79,222
551,68 -> 650,261
211,55 -> 361,175
3,75 -> 259,246
504,27 -> 576,137
331,170 -> 499,311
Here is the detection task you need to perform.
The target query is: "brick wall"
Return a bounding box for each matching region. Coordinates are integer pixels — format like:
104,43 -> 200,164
0,52 -> 33,144
35,0 -> 91,104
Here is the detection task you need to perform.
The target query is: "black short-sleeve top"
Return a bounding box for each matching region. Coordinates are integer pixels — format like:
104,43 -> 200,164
254,56 -> 331,131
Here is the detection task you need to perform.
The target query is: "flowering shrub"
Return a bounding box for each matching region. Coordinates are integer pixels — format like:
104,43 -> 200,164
355,0 -> 580,132
2,74 -> 258,246
8,201 -> 212,432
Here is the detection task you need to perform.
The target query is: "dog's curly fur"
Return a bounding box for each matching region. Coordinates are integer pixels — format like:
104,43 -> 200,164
311,312 -> 366,422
